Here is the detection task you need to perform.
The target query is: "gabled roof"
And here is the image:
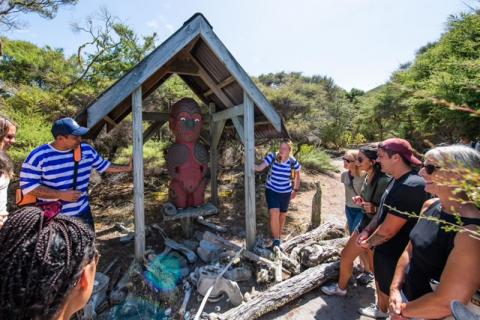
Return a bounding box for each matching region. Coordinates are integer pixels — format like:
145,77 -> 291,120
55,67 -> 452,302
76,13 -> 289,142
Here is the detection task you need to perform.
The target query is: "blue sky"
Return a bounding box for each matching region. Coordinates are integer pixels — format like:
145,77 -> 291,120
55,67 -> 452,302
4,0 -> 473,91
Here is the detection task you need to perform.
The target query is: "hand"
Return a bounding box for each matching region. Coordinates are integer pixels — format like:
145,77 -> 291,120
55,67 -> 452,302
352,196 -> 364,205
359,239 -> 371,249
59,190 -> 82,202
356,230 -> 370,247
291,190 -> 297,199
362,202 -> 376,214
389,288 -> 405,317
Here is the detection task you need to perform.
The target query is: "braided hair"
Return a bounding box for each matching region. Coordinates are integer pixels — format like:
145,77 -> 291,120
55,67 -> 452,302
0,206 -> 96,320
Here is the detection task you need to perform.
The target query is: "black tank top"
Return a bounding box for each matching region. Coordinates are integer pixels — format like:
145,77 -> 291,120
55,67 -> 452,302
404,200 -> 480,300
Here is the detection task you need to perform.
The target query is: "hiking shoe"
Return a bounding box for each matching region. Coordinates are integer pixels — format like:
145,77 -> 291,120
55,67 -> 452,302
356,272 -> 375,285
358,303 -> 389,318
320,283 -> 347,296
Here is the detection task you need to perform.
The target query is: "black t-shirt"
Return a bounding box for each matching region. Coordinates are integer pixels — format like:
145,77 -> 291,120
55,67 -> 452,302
374,170 -> 427,258
404,201 -> 480,300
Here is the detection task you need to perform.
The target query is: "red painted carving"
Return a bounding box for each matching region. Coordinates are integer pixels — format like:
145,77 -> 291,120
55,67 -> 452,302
166,98 -> 209,209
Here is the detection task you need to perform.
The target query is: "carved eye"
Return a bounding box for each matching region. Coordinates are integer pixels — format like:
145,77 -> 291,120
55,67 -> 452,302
194,119 -> 200,123
180,117 -> 186,121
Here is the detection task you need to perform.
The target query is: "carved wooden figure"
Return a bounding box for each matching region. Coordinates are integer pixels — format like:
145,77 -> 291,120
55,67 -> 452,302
166,98 -> 209,209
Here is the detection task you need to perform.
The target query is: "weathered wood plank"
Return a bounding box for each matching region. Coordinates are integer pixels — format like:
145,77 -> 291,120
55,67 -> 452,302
244,93 -> 256,251
280,222 -> 344,254
209,103 -> 219,206
204,75 -> 235,96
198,20 -> 282,132
217,261 -> 340,320
142,112 -> 170,122
143,120 -> 166,144
211,104 -> 244,122
231,116 -> 245,144
132,87 -> 145,262
163,203 -> 218,221
87,16 -> 203,128
212,119 -> 226,150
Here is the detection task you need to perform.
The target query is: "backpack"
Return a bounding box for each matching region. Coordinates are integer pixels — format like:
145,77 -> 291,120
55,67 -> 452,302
267,152 -> 297,184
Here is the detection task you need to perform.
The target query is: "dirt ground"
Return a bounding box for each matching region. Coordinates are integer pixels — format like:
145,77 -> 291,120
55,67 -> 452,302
87,158 -> 376,319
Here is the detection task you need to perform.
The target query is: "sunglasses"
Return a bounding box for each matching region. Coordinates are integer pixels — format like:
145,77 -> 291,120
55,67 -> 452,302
422,163 -> 441,175
356,157 -> 365,164
342,157 -> 354,163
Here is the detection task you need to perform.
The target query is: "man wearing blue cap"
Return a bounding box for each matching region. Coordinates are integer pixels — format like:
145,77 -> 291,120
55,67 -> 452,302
19,117 -> 132,228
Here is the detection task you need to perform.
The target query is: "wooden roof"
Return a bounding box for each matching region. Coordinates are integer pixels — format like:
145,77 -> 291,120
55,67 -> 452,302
76,13 -> 289,142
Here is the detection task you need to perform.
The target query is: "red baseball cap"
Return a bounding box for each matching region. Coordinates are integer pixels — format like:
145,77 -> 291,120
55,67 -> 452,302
379,138 -> 422,166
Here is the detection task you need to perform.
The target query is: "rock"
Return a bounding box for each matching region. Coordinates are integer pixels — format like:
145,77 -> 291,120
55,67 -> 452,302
184,311 -> 191,320
164,308 -> 172,316
163,202 -> 177,216
215,306 -> 221,312
224,267 -> 252,282
196,274 -> 243,306
182,239 -> 199,251
197,240 -> 223,263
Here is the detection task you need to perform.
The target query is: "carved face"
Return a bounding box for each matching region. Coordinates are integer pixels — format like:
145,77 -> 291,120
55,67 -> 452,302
169,98 -> 203,143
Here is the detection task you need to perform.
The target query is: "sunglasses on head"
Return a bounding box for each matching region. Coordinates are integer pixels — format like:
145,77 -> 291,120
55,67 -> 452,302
422,163 -> 441,175
342,157 -> 353,163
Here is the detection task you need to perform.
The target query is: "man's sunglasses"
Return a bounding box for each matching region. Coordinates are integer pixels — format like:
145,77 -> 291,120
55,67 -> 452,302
422,163 -> 441,175
356,157 -> 365,164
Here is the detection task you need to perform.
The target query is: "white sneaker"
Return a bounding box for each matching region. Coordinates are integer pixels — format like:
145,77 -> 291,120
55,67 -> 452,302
320,283 -> 347,296
358,303 -> 389,318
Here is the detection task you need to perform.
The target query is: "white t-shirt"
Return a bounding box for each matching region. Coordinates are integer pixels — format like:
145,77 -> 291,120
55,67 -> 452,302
0,174 -> 10,222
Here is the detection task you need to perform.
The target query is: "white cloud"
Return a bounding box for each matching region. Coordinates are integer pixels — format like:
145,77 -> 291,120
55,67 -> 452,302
146,20 -> 159,29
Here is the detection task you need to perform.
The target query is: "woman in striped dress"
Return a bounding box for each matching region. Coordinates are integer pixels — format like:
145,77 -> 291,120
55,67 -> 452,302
255,140 -> 301,248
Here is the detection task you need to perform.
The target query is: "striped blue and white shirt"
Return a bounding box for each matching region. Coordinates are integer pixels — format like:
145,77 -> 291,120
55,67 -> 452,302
20,143 -> 111,216
264,152 -> 301,193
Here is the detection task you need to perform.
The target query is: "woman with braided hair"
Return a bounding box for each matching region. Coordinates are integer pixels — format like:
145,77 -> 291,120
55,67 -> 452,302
0,206 -> 98,320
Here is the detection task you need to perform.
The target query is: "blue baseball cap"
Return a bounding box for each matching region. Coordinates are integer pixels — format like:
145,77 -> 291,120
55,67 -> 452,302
51,118 -> 89,137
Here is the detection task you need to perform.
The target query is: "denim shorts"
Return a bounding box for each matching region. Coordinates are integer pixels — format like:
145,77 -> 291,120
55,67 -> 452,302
75,207 -> 95,231
265,188 -> 291,213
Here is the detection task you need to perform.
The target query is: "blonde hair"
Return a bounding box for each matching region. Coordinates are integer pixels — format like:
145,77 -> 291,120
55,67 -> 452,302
344,149 -> 362,176
0,115 -> 16,147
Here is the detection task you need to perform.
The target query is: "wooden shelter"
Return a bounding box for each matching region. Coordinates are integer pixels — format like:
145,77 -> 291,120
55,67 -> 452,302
77,13 -> 289,261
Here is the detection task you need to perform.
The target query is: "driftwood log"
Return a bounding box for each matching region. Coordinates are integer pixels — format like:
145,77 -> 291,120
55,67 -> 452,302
280,222 -> 344,253
215,261 -> 340,320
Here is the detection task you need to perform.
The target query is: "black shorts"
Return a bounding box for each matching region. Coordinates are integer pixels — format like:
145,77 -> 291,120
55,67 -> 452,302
265,188 -> 291,213
373,251 -> 398,295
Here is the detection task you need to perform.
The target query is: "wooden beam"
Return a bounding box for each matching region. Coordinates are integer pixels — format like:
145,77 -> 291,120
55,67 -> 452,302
209,103 -> 218,206
167,59 -> 200,76
87,15 -> 204,128
143,120 -> 167,143
132,87 -> 145,262
103,116 -> 118,128
198,19 -> 282,132
212,119 -> 226,149
204,75 -> 235,96
189,53 -> 236,108
244,92 -> 256,251
231,116 -> 245,144
211,104 -> 243,122
142,112 -> 170,122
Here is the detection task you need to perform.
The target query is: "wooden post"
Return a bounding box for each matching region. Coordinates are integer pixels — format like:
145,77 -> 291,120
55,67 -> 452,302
243,92 -> 256,251
132,87 -> 145,262
311,182 -> 322,229
209,103 -> 218,206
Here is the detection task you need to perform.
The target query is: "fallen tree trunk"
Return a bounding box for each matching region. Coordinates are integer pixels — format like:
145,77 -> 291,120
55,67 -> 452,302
215,261 -> 340,320
280,222 -> 344,253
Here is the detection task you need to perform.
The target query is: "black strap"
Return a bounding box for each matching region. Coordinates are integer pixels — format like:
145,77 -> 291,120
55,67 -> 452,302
72,149 -> 80,190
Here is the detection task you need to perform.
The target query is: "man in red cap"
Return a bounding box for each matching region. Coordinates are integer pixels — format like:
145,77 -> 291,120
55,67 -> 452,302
356,138 -> 428,318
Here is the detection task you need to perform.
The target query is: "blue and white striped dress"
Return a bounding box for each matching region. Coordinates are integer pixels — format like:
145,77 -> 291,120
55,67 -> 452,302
20,142 -> 111,216
264,152 -> 301,193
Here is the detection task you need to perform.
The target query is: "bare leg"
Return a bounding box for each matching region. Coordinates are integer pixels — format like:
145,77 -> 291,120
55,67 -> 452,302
375,282 -> 389,312
338,232 -> 366,290
270,208 -> 281,240
279,212 -> 287,237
